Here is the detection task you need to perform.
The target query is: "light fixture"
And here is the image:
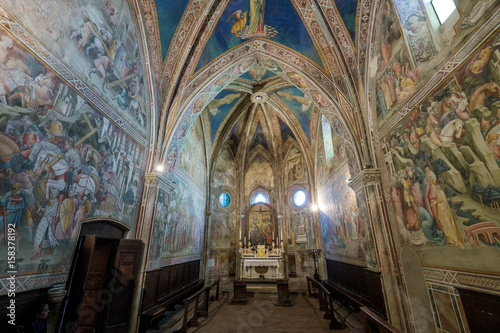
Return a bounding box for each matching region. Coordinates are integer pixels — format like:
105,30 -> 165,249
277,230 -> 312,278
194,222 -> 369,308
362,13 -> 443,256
156,164 -> 164,172
311,204 -> 318,212
251,92 -> 268,103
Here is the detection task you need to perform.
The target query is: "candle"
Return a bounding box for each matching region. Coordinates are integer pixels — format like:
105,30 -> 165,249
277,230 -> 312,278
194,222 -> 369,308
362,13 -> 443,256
244,236 -> 246,246
272,231 -> 275,240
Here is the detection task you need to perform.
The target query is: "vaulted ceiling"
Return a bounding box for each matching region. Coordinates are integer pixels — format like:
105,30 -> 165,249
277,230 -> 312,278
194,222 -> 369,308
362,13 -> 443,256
142,0 -> 372,175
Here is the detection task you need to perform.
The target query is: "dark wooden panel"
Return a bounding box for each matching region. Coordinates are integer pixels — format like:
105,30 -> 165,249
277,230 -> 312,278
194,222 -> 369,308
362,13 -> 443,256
364,269 -> 387,318
169,265 -> 178,292
142,270 -> 160,311
158,266 -> 170,299
325,259 -> 385,317
458,288 -> 500,333
103,239 -> 144,332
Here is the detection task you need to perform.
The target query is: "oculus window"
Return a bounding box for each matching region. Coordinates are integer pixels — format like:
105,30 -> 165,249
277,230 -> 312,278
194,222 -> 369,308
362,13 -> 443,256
293,190 -> 306,207
431,0 -> 456,24
219,192 -> 230,207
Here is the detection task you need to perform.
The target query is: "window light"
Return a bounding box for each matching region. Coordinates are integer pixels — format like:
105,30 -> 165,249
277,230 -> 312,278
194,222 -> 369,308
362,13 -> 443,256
431,0 -> 456,24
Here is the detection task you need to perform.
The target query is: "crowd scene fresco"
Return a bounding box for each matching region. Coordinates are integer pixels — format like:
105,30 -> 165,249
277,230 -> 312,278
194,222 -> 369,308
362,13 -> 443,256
160,174 -> 205,261
382,34 -> 500,267
0,31 -> 144,276
319,164 -> 375,266
2,0 -> 148,134
147,119 -> 207,268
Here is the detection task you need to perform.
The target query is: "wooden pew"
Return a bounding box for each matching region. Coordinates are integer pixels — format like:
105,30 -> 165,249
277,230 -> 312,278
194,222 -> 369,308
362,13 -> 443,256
139,260 -> 203,333
360,307 -> 401,333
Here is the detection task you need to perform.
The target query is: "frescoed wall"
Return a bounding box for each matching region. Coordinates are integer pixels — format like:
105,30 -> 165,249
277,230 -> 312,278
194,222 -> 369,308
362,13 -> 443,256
374,0 -> 500,126
160,173 -> 205,264
319,164 -> 375,266
0,29 -> 145,282
284,146 -> 315,253
1,0 -> 149,135
244,154 -> 275,205
375,0 -> 418,123
382,32 -> 500,272
210,145 -> 238,250
176,118 -> 207,190
148,188 -> 170,269
159,117 -> 207,266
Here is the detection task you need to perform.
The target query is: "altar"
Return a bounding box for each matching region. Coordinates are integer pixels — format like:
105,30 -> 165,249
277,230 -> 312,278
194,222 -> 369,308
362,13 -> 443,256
238,203 -> 286,280
239,247 -> 285,280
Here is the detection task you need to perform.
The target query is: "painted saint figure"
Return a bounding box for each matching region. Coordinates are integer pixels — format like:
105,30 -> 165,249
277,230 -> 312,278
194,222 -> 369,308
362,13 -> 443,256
248,0 -> 265,36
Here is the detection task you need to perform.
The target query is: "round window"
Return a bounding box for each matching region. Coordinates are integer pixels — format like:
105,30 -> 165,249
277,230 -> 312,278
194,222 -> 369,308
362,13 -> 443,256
219,192 -> 230,207
293,190 -> 306,207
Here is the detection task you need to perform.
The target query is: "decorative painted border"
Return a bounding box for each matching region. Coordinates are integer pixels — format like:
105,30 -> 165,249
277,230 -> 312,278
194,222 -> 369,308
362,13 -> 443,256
160,254 -> 202,267
424,268 -> 500,295
0,272 -> 68,295
139,0 -> 163,85
317,0 -> 358,78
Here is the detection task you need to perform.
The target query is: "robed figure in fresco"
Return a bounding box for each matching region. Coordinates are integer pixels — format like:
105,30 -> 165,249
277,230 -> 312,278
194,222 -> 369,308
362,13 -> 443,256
248,0 -> 265,36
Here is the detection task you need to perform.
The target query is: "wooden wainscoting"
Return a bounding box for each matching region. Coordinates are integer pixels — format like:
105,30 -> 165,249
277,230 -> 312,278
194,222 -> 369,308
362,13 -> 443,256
140,260 -> 203,332
324,259 -> 387,319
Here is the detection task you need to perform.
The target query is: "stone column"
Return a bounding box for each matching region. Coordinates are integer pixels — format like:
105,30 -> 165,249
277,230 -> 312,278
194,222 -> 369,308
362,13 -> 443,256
348,168 -> 404,329
130,172 -> 165,332
202,210 -> 212,280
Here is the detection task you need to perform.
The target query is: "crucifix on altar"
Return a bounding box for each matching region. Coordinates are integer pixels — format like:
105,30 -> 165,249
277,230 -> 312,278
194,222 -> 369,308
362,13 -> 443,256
238,203 -> 285,280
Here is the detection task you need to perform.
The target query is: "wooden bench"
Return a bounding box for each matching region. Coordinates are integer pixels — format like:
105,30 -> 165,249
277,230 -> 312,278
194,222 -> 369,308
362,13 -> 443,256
323,279 -> 365,314
361,307 -> 401,333
139,260 -> 202,333
306,276 -> 345,330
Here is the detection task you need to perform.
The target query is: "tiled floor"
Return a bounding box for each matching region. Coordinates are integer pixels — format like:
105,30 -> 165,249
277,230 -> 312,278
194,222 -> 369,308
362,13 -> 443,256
157,291 -> 364,333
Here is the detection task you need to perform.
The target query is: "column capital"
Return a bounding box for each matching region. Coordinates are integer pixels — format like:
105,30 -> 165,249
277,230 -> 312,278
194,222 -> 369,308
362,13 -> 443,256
348,168 -> 382,191
144,172 -> 159,185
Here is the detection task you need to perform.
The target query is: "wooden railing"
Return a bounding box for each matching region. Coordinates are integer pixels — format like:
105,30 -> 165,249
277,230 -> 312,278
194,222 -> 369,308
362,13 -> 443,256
306,276 -> 345,330
360,307 -> 401,333
174,279 -> 220,333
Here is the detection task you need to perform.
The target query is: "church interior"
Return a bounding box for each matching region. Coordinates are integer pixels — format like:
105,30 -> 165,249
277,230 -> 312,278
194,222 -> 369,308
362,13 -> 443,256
1,0 -> 500,332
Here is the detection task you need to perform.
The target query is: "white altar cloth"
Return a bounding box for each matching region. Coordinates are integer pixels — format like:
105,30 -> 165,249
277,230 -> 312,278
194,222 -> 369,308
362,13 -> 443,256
243,259 -> 279,269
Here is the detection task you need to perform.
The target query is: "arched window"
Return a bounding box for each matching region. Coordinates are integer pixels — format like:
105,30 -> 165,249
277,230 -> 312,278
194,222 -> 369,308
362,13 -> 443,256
251,191 -> 270,205
321,115 -> 334,164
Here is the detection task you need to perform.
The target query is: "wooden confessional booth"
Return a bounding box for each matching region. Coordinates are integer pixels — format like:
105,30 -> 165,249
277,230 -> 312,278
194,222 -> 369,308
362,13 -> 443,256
58,220 -> 143,333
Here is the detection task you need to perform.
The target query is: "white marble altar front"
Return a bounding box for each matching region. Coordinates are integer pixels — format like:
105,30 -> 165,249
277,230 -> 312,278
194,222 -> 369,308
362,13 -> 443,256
239,246 -> 285,279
